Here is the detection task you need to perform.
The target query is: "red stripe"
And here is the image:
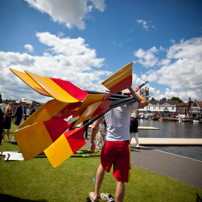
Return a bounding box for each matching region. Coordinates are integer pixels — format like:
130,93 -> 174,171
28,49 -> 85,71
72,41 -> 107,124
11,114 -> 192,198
103,93 -> 112,101
64,127 -> 86,154
50,78 -> 88,101
92,100 -> 112,117
109,75 -> 132,94
43,119 -> 72,142
52,102 -> 81,120
34,87 -> 51,96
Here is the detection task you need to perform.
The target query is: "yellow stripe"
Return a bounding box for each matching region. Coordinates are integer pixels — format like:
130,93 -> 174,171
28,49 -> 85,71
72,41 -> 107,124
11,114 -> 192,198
73,94 -> 105,118
15,122 -> 53,161
44,134 -> 73,168
9,68 -> 47,96
20,99 -> 67,128
72,101 -> 101,128
102,62 -> 132,90
26,71 -> 79,103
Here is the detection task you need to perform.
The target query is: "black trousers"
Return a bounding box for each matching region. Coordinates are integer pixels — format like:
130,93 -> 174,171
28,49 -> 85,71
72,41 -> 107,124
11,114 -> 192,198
0,124 -> 3,144
84,127 -> 88,139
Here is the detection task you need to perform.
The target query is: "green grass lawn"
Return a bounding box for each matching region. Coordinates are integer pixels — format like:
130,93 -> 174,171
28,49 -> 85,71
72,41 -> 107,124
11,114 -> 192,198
0,124 -> 202,202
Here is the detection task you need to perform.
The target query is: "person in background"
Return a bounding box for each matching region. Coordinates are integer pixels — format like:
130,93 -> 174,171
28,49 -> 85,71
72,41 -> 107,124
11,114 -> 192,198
95,119 -> 106,150
89,93 -> 149,202
0,108 -> 4,144
2,102 -> 14,142
83,119 -> 89,139
130,113 -> 139,148
29,104 -> 35,116
12,98 -> 27,143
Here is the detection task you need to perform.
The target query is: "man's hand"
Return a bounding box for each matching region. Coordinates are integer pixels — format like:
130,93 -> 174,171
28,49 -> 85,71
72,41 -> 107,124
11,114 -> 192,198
90,142 -> 96,152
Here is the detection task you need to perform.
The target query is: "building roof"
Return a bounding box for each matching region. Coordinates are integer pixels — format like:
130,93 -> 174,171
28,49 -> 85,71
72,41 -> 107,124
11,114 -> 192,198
195,101 -> 202,109
149,101 -> 178,106
176,103 -> 189,107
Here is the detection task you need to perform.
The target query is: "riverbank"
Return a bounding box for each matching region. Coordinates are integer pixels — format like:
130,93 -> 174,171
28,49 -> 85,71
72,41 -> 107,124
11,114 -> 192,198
1,138 -> 202,201
156,117 -> 202,122
138,115 -> 202,123
137,119 -> 202,161
1,123 -> 202,201
84,138 -> 202,190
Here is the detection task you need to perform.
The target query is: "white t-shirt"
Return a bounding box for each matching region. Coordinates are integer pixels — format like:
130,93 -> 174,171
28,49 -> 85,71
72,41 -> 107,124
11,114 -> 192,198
104,101 -> 138,141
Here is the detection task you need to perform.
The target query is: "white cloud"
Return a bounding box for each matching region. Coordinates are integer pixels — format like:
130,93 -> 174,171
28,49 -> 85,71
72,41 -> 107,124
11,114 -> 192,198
133,46 -> 159,68
24,44 -> 34,52
139,37 -> 202,101
25,0 -> 106,29
137,19 -> 149,31
167,37 -> 202,60
136,19 -> 154,31
158,58 -> 171,66
0,32 -> 111,102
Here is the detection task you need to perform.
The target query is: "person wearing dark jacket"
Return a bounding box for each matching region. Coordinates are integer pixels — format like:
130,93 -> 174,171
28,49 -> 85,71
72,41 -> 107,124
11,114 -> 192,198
130,113 -> 139,148
13,98 -> 27,127
29,104 -> 35,116
0,108 -> 4,144
11,98 -> 27,143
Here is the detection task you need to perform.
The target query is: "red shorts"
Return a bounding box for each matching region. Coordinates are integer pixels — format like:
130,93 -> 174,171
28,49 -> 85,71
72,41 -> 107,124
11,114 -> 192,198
101,140 -> 131,183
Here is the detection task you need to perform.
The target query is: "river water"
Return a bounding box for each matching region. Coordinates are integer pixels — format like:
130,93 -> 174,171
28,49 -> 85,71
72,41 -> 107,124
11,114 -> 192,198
138,119 -> 202,161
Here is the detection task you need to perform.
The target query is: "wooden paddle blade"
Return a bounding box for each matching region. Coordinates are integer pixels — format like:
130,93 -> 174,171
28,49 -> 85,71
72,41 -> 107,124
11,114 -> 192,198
9,68 -> 51,96
73,94 -> 106,118
25,71 -> 88,103
15,119 -> 72,161
44,127 -> 85,168
102,62 -> 133,94
20,99 -> 81,128
72,100 -> 112,128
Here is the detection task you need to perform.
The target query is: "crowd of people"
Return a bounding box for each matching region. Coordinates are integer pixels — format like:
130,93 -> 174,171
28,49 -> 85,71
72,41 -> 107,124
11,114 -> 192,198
0,98 -> 35,144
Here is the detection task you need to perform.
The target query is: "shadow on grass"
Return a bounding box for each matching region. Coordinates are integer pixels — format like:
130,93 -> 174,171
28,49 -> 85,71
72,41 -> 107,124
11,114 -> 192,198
0,194 -> 47,202
196,193 -> 202,202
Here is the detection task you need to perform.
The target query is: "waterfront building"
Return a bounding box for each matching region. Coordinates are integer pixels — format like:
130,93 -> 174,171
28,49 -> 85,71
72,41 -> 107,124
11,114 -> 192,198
138,99 -> 202,118
189,100 -> 202,117
176,103 -> 189,116
138,101 -> 178,116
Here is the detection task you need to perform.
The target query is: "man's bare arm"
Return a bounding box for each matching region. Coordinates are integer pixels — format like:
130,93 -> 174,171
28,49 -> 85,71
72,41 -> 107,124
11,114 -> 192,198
136,94 -> 149,109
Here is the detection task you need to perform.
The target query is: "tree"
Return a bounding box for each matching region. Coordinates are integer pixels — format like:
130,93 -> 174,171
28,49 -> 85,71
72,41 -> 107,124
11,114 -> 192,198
150,97 -> 157,101
169,96 -> 183,103
160,97 -> 167,101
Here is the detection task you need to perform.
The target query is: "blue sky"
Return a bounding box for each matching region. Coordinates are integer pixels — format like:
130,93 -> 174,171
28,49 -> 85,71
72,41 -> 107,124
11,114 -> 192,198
0,0 -> 202,103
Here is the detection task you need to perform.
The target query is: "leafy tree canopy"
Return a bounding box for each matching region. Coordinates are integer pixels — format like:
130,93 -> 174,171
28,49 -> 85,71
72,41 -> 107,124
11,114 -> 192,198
168,96 -> 184,103
150,97 -> 157,101
160,97 -> 167,101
